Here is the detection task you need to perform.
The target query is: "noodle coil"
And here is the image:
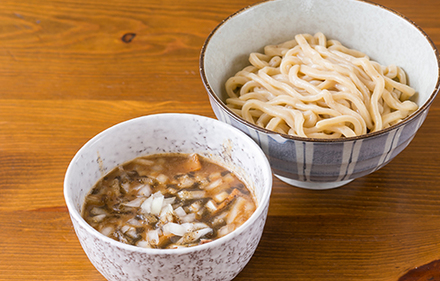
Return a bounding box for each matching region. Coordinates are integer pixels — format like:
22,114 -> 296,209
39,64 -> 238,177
225,33 -> 418,138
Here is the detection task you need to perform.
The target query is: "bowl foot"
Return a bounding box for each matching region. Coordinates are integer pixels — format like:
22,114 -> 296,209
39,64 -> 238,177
274,174 -> 353,190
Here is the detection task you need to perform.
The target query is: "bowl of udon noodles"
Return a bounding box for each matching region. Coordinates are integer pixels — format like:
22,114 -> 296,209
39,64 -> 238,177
64,113 -> 272,281
200,0 -> 440,189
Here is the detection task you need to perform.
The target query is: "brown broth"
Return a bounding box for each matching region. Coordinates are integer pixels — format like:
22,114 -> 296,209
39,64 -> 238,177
82,153 -> 256,249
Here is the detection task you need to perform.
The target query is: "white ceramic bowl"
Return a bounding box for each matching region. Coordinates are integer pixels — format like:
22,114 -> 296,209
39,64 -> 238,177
200,0 -> 440,190
64,113 -> 272,281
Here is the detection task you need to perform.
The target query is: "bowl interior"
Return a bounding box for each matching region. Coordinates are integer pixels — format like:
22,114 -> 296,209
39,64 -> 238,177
202,0 -> 439,114
64,113 -> 272,245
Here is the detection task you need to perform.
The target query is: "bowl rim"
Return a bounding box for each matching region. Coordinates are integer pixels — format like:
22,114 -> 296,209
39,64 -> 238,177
64,113 -> 273,255
199,0 -> 440,143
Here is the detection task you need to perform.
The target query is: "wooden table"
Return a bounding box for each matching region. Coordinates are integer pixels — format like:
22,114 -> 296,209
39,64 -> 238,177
1,0 -> 440,280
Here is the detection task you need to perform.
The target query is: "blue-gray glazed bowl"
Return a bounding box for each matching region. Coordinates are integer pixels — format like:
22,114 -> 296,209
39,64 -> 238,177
199,0 -> 440,189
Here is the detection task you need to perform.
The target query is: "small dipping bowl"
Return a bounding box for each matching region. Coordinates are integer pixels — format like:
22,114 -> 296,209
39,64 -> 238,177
64,113 -> 272,281
200,0 -> 440,189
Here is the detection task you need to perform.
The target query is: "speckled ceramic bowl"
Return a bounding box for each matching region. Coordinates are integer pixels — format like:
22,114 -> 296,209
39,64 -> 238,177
200,0 -> 440,190
64,113 -> 272,281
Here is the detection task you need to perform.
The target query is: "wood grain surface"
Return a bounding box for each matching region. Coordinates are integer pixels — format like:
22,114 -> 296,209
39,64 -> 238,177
0,0 -> 439,280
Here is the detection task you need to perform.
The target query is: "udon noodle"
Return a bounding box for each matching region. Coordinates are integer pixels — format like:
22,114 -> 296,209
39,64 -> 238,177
225,32 -> 418,138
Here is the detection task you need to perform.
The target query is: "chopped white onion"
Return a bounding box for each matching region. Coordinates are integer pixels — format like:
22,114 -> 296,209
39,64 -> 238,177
92,214 -> 106,223
137,240 -> 152,248
153,191 -> 163,198
179,213 -> 196,223
205,178 -> 223,191
213,191 -> 229,203
177,190 -> 205,200
137,184 -> 152,197
151,195 -> 164,215
90,207 -> 107,216
211,211 -> 228,226
125,227 -> 138,238
209,172 -> 222,181
205,200 -> 217,212
152,165 -> 163,171
177,227 -> 213,244
100,226 -> 114,237
156,174 -> 168,184
167,244 -> 187,249
160,204 -> 173,218
196,207 -> 205,217
177,175 -> 195,188
122,197 -> 145,207
162,222 -> 186,236
192,222 -> 210,230
217,224 -> 234,238
147,229 -> 160,245
163,197 -> 176,206
121,182 -> 130,193
222,173 -> 235,183
173,206 -> 186,217
189,201 -> 202,212
180,223 -> 194,233
140,196 -> 153,214
193,228 -> 213,240
121,225 -> 131,233
126,218 -> 143,227
179,222 -> 209,232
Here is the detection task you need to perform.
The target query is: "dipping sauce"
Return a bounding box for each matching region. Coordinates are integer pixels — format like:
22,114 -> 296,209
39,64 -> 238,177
82,153 -> 256,249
